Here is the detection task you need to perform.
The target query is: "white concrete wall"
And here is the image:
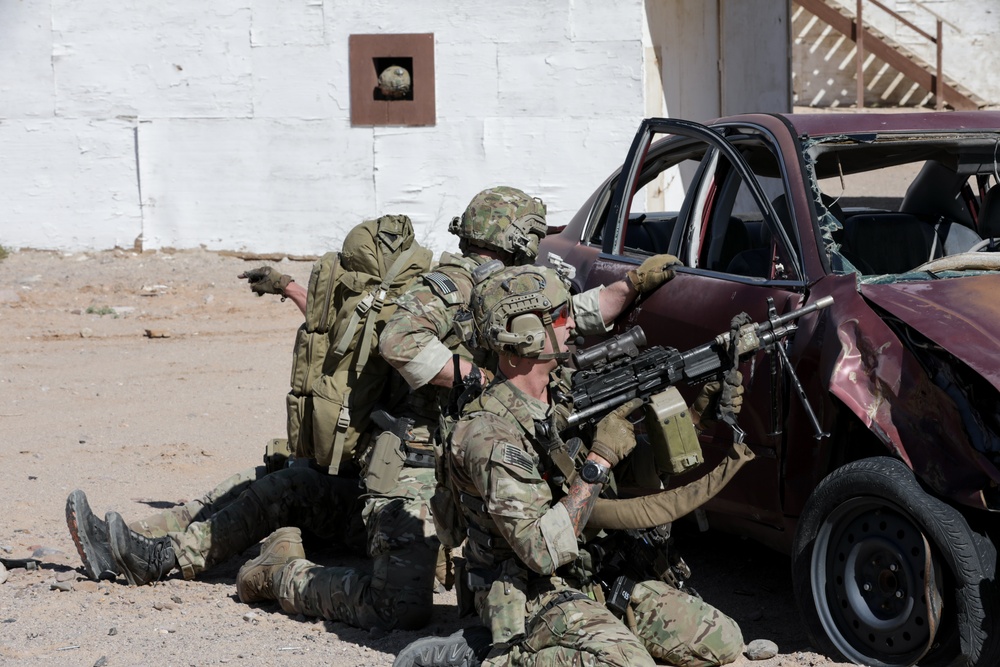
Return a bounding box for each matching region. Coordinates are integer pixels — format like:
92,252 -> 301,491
793,0 -> 1000,107
0,0 -> 647,255
1,0 -> 794,255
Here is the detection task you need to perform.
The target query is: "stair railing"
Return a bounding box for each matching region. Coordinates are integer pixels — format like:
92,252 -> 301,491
854,0 -> 957,109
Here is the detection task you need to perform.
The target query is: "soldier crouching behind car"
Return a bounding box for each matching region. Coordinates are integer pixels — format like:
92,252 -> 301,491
394,265 -> 744,667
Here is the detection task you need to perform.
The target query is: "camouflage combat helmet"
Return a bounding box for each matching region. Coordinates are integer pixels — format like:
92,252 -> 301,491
449,186 -> 547,263
378,66 -> 412,99
472,265 -> 570,359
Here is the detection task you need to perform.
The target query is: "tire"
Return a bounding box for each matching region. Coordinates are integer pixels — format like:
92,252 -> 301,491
791,457 -> 1000,667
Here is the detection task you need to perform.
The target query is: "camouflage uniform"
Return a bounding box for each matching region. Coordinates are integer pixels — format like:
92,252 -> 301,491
445,378 -> 744,667
129,465 -> 266,538
166,465 -> 365,578
273,250 -> 613,629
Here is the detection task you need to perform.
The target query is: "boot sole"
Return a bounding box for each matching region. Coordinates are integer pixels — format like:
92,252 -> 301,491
393,635 -> 479,667
65,490 -> 117,581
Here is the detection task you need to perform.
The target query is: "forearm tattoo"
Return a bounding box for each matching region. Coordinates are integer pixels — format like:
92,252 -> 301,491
559,478 -> 601,536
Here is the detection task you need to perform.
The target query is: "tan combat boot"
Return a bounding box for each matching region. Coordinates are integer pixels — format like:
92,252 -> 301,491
236,527 -> 305,603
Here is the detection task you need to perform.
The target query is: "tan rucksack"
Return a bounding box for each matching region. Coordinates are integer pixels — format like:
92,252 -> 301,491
286,214 -> 433,474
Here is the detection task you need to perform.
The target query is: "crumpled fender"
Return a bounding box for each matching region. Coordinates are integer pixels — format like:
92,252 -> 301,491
810,275 -> 994,510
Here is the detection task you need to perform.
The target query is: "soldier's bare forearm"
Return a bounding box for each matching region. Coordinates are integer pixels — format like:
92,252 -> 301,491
559,476 -> 601,536
598,279 -> 638,325
282,281 -> 308,316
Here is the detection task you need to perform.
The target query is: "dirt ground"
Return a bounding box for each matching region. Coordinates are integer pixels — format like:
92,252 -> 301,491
0,248 -> 857,667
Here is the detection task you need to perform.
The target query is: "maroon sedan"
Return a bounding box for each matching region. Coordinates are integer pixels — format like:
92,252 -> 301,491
540,112 -> 1000,667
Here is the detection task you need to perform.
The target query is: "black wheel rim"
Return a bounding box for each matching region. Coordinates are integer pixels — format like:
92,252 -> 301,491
811,497 -> 941,667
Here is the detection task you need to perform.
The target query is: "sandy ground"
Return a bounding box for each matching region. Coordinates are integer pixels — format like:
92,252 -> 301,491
0,248 -> 856,667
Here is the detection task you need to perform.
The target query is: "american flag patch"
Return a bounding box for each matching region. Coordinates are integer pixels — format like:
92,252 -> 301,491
424,272 -> 458,295
502,444 -> 535,473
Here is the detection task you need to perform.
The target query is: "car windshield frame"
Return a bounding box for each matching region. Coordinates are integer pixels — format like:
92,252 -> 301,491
799,129 -> 1000,284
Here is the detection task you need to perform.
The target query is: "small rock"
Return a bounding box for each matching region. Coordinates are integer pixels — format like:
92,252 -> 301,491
80,328 -> 93,338
203,294 -> 214,305
51,581 -> 73,592
744,638 -> 779,661
242,612 -> 258,622
0,562 -> 7,584
77,581 -> 99,593
1,546 -> 12,554
144,329 -> 171,338
95,657 -> 108,667
153,601 -> 177,611
170,595 -> 183,604
111,306 -> 135,316
55,571 -> 76,582
108,627 -> 118,636
32,547 -> 64,558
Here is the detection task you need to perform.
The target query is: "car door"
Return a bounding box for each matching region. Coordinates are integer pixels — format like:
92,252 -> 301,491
579,119 -> 813,536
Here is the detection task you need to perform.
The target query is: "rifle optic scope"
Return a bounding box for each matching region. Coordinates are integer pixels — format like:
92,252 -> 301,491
573,326 -> 646,370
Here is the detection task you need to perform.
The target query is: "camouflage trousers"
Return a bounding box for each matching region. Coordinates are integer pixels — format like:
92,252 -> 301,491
484,580 -> 743,667
274,465 -> 440,631
130,465 -> 265,538
168,466 -> 365,578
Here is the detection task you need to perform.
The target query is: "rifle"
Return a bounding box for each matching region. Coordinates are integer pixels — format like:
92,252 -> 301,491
565,295 -> 834,440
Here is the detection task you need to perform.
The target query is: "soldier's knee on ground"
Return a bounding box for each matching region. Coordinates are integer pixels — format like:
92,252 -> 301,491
629,580 -> 744,667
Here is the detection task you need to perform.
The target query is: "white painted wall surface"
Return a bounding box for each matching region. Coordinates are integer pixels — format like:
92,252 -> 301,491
0,0 -> 646,255
1,0 -> 791,255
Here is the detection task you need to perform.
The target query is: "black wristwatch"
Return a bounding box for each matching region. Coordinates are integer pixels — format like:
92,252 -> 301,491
580,459 -> 610,485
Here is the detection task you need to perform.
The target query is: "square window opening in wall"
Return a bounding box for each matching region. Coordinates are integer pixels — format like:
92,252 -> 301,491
350,34 -> 435,127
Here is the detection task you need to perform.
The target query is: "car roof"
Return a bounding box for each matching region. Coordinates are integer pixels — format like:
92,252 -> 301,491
710,111 -> 1000,137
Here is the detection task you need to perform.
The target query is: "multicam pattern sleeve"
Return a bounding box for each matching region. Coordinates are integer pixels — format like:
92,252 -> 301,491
453,412 -> 579,575
571,286 -> 611,336
380,284 -> 456,389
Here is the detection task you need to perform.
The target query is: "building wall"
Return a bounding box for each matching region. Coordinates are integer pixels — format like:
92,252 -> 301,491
0,0 -> 791,255
793,0 -> 1000,108
0,0 -> 648,255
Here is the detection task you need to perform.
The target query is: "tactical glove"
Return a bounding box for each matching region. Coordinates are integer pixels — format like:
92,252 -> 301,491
626,254 -> 681,294
589,398 -> 644,467
238,266 -> 293,297
692,370 -> 744,431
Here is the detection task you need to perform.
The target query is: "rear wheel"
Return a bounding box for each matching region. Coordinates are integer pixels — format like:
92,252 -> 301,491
792,457 -> 999,667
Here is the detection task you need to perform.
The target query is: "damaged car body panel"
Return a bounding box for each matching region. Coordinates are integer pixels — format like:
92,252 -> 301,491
541,111 -> 1000,667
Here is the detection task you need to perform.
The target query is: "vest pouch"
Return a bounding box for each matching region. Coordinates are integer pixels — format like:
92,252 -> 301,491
644,386 -> 703,475
364,430 -> 405,494
310,375 -> 350,471
484,576 -> 527,646
289,327 -> 330,396
304,251 -> 342,333
263,438 -> 291,474
286,393 -> 314,460
430,483 -> 466,549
